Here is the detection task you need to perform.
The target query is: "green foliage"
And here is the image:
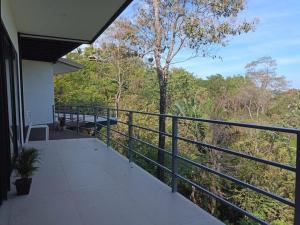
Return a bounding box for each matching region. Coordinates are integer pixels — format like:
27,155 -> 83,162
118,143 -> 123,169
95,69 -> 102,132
14,148 -> 40,178
54,48 -> 298,224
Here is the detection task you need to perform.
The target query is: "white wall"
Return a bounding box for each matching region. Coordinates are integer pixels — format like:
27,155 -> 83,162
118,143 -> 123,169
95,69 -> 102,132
22,60 -> 54,126
1,0 -> 19,51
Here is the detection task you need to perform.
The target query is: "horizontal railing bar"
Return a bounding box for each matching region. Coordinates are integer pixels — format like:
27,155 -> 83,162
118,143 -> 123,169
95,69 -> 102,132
95,130 -> 106,135
78,126 -> 92,130
56,105 -> 99,108
57,106 -> 296,173
176,155 -> 295,207
58,123 -> 107,129
114,128 -> 294,206
132,124 -> 173,137
176,135 -> 296,172
95,131 -> 107,138
91,106 -> 300,134
176,117 -> 299,134
97,123 -> 107,128
96,115 -> 108,119
117,120 -> 128,125
58,105 -> 295,171
55,111 -> 108,118
131,136 -> 172,156
120,134 -> 273,224
109,108 -> 163,117
176,174 -> 269,225
58,106 -> 299,134
131,149 -> 172,174
109,138 -> 129,150
95,129 -> 105,133
110,128 -> 129,138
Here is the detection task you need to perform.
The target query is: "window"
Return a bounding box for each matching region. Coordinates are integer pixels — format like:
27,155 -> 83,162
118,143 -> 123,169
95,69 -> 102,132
0,21 -> 22,204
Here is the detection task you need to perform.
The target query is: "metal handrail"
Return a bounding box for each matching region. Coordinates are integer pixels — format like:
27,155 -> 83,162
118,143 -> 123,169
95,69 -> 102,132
131,136 -> 172,156
106,107 -> 299,134
176,155 -> 294,206
176,134 -> 296,172
132,124 -> 173,138
53,105 -> 300,225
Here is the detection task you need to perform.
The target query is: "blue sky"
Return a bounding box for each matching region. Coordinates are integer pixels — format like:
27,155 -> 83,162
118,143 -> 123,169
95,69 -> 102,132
119,0 -> 300,88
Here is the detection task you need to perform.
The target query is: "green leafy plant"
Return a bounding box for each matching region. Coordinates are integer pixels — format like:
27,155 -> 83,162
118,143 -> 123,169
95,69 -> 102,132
14,148 -> 40,178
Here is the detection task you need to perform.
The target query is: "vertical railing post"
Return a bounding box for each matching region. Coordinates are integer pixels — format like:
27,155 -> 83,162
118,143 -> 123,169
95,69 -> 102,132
128,111 -> 133,163
57,106 -> 60,120
106,108 -> 111,147
76,107 -> 79,134
295,132 -> 300,225
71,106 -> 74,121
63,106 -> 66,119
171,116 -> 178,193
52,105 -> 55,125
94,107 -> 97,137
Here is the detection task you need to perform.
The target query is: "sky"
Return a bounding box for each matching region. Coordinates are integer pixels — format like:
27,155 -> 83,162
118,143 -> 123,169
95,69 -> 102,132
116,0 -> 300,88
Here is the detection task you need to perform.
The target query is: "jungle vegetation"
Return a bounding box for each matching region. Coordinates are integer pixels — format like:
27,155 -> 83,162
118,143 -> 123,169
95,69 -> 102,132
55,46 -> 299,224
54,1 -> 299,224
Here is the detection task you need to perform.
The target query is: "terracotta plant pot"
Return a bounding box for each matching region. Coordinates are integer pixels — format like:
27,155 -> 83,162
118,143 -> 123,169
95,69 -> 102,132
15,178 -> 32,195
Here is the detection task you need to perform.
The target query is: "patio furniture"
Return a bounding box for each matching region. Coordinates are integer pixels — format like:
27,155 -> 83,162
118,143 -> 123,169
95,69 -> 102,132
25,111 -> 49,143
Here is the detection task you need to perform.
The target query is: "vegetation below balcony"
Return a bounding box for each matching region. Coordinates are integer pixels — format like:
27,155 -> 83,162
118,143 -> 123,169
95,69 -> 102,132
54,46 -> 299,224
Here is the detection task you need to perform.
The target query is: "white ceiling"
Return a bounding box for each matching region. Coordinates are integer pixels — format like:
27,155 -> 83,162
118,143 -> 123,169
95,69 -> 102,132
10,0 -> 130,42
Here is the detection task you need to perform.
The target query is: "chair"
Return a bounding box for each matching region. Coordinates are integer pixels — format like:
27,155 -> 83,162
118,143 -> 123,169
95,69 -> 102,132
25,111 -> 49,143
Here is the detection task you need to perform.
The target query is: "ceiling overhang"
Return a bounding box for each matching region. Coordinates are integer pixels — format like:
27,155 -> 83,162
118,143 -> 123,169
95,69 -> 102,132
54,58 -> 83,75
11,0 -> 133,61
19,35 -> 82,62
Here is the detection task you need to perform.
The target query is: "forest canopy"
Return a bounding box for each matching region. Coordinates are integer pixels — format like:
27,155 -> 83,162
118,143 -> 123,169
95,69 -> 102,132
54,45 -> 299,225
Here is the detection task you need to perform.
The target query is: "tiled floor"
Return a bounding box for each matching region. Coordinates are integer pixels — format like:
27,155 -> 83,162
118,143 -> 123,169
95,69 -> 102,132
1,138 -> 223,225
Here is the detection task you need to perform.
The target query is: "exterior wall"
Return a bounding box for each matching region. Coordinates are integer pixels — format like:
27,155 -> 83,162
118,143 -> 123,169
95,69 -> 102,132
1,0 -> 19,51
22,60 -> 54,126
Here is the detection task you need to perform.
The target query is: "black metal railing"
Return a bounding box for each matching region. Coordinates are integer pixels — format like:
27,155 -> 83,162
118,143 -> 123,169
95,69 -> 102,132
53,105 -> 300,225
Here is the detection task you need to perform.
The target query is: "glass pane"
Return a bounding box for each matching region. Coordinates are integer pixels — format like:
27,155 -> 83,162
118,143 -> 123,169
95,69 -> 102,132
3,36 -> 18,160
12,53 -> 21,151
4,56 -> 14,159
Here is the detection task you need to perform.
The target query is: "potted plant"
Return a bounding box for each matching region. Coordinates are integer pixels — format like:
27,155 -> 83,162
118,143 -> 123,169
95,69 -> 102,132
58,116 -> 66,131
14,147 -> 39,195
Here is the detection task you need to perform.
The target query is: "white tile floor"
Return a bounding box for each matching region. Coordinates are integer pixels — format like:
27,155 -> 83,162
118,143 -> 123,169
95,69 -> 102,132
2,138 -> 223,225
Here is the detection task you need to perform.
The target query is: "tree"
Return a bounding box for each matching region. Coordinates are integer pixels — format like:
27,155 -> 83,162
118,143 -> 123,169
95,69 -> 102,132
96,43 -> 140,115
238,57 -> 288,122
245,56 -> 287,91
108,0 -> 257,181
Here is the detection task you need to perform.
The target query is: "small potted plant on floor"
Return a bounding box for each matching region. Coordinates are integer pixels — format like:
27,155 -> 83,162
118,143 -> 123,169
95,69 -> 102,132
14,147 -> 40,195
58,116 -> 66,131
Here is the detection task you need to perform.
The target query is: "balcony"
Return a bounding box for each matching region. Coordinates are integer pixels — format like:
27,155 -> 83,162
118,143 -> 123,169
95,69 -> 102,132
1,138 -> 222,225
2,106 -> 299,225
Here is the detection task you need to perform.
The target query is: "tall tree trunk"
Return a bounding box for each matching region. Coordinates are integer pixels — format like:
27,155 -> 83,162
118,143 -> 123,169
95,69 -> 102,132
115,81 -> 122,118
152,0 -> 168,181
115,90 -> 120,118
157,69 -> 167,181
115,59 -> 122,118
